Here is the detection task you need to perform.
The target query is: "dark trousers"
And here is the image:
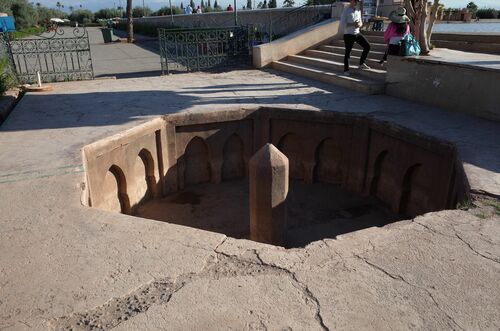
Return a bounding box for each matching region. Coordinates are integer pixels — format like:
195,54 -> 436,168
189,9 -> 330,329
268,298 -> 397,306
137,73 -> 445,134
343,34 -> 371,72
381,44 -> 400,62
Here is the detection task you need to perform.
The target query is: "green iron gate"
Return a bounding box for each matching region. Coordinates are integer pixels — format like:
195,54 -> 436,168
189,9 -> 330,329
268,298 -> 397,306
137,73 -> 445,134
0,27 -> 94,84
159,26 -> 251,74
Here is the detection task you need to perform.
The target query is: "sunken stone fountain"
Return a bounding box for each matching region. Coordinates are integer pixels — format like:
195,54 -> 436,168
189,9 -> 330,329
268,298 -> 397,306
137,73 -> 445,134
82,107 -> 468,248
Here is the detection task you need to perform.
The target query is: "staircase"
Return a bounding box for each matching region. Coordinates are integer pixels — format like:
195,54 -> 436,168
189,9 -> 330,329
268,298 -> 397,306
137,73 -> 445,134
272,32 -> 387,94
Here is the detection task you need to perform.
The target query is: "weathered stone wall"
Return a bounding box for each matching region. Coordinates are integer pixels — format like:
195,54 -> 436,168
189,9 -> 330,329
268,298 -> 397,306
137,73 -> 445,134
386,56 -> 500,122
253,19 -> 340,68
82,107 -> 467,219
82,118 -> 166,214
129,5 -> 334,37
431,33 -> 500,55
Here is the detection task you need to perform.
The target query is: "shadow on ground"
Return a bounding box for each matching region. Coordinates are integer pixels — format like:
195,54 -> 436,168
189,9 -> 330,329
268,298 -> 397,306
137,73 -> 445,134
0,81 -> 332,131
137,180 -> 402,248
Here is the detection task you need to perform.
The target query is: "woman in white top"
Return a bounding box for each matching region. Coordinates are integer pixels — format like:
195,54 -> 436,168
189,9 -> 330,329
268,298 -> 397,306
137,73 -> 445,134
340,0 -> 372,75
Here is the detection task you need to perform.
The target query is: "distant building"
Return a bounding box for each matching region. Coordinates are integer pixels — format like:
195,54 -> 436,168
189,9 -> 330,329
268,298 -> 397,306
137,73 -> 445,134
440,8 -> 472,22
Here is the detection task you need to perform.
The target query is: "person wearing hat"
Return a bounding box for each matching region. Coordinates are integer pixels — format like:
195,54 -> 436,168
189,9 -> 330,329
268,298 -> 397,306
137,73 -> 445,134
340,0 -> 372,76
379,7 -> 411,64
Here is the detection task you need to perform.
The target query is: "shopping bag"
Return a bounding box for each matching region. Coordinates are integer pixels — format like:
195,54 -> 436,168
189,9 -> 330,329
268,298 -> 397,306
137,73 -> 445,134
399,34 -> 421,56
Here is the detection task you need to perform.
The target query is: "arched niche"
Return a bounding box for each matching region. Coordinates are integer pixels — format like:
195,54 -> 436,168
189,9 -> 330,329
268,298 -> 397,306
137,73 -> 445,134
399,163 -> 423,217
222,133 -> 245,181
278,133 -> 304,180
184,136 -> 211,186
314,138 -> 344,184
130,149 -> 157,207
369,150 -> 388,199
103,165 -> 131,214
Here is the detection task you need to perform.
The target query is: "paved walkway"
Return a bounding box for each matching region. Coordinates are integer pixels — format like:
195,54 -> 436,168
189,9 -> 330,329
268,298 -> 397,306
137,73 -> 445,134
428,48 -> 500,70
89,27 -> 161,78
0,70 -> 499,330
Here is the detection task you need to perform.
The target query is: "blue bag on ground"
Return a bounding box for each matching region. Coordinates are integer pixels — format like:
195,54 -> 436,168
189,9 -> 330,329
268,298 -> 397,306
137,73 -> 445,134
400,34 -> 421,56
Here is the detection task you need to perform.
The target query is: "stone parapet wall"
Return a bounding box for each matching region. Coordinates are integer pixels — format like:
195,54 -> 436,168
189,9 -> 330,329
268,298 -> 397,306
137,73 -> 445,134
386,56 -> 500,121
253,19 -> 340,68
82,107 -> 468,220
364,30 -> 500,55
127,5 -> 335,37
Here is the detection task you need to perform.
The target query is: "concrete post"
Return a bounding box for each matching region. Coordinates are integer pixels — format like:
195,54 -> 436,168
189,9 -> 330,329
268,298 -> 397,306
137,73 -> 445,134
249,143 -> 289,246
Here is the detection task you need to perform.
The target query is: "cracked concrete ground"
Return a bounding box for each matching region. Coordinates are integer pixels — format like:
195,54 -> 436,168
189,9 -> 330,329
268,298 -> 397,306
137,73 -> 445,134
0,69 -> 499,330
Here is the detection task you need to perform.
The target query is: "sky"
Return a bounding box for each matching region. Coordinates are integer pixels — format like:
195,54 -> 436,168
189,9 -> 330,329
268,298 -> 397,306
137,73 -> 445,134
33,0 -> 500,11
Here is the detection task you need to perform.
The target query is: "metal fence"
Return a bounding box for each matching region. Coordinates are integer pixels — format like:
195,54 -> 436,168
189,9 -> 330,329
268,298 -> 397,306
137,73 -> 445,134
1,27 -> 94,84
159,26 -> 251,74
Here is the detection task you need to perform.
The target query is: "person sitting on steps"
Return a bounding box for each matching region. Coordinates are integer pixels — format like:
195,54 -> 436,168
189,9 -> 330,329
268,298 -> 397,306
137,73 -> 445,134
340,0 -> 371,76
380,7 -> 410,64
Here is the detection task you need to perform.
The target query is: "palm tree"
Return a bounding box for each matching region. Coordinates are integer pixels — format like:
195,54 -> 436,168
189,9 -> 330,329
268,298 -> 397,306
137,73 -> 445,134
56,1 -> 62,10
69,6 -> 74,12
126,0 -> 133,43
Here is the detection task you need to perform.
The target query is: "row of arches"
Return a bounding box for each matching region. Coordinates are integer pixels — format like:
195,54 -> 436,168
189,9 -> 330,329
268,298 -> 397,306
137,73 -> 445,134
182,134 -> 246,186
102,148 -> 157,214
277,133 -> 345,185
180,132 -> 347,188
100,133 -> 430,218
369,149 -> 426,217
276,133 -> 429,217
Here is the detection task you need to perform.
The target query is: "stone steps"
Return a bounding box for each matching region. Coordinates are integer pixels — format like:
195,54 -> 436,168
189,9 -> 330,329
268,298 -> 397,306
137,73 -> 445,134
317,45 -> 385,61
304,49 -> 385,70
364,35 -> 385,43
272,60 -> 385,95
362,30 -> 384,36
287,54 -> 386,81
331,39 -> 387,53
269,29 -> 388,94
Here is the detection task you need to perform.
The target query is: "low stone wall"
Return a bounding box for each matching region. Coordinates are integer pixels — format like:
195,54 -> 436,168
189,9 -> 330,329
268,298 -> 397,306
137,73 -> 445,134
386,56 -> 500,121
365,31 -> 500,55
82,118 -> 166,214
82,107 -> 467,220
432,33 -> 500,55
253,19 -> 340,68
129,5 -> 334,37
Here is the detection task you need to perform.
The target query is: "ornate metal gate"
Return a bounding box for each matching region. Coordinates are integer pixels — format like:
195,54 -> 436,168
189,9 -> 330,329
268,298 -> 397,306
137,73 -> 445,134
0,27 -> 94,84
159,26 -> 251,74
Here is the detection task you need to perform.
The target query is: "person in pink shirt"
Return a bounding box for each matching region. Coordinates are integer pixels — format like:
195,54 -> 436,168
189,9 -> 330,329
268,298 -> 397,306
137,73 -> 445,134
379,7 -> 410,64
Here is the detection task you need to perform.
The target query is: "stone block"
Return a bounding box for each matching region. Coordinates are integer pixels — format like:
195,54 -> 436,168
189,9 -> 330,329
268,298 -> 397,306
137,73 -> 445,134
249,143 -> 289,246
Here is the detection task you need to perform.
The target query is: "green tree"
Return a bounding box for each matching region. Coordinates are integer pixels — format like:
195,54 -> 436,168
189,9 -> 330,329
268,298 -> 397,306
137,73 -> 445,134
207,0 -> 211,8
10,1 -> 39,29
476,8 -> 497,19
268,0 -> 277,8
36,6 -> 67,23
180,2 -> 184,9
466,1 -> 478,18
132,6 -> 152,17
153,6 -> 182,16
201,0 -> 205,8
69,9 -> 94,24
283,0 -> 294,7
190,0 -> 195,9
246,0 -> 252,9
95,8 -> 123,19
